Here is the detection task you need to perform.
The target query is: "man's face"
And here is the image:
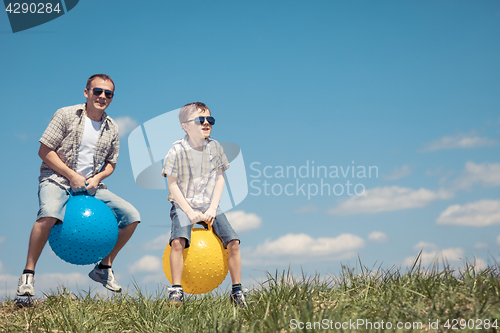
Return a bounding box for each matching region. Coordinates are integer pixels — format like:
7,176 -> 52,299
182,109 -> 213,140
84,78 -> 114,113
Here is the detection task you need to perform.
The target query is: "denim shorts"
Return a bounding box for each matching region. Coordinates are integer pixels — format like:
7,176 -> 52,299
37,180 -> 141,228
169,203 -> 239,249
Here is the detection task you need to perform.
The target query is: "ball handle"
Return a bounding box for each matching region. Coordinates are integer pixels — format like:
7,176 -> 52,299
69,182 -> 89,196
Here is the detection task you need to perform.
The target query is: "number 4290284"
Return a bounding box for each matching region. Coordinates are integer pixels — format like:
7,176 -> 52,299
5,3 -> 61,14
444,319 -> 498,330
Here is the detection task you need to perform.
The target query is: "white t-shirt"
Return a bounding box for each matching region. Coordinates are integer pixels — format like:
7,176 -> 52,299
190,148 -> 203,191
77,115 -> 102,179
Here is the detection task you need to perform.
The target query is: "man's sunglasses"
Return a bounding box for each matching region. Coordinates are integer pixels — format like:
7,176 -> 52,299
183,116 -> 215,125
91,87 -> 114,99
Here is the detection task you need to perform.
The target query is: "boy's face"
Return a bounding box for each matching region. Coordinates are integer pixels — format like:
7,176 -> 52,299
182,109 -> 212,140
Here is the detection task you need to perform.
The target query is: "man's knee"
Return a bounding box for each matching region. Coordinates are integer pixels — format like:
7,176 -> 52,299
35,217 -> 58,230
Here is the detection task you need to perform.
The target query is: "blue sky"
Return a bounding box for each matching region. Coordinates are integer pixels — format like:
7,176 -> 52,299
1,0 -> 499,299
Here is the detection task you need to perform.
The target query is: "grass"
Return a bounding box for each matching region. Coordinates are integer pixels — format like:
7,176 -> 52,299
1,257 -> 499,332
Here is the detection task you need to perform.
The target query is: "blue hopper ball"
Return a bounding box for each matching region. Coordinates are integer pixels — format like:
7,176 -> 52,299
49,194 -> 119,266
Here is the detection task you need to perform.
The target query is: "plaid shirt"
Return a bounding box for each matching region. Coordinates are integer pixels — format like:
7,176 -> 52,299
162,135 -> 230,208
39,104 -> 119,188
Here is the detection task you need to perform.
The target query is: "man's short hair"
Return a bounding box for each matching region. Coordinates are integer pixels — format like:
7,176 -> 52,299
179,102 -> 210,124
86,74 -> 115,91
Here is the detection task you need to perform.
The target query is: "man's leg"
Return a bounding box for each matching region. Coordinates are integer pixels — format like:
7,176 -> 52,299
24,217 -> 58,271
100,221 -> 139,266
89,189 -> 141,292
18,217 -> 58,297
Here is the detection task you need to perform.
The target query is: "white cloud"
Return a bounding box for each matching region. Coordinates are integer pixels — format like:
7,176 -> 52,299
453,161 -> 500,190
128,255 -> 162,274
226,211 -> 262,233
413,241 -> 439,251
436,199 -> 500,227
368,231 -> 388,243
141,273 -> 167,284
244,233 -> 364,265
471,258 -> 488,271
473,242 -> 488,249
114,116 -> 139,137
328,186 -> 453,215
142,233 -> 170,251
383,165 -> 411,181
294,204 -> 317,213
404,243 -> 464,267
36,273 -> 89,291
421,133 -> 499,151
0,273 -> 18,297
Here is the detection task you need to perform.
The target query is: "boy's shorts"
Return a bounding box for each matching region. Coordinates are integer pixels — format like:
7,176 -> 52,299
37,180 -> 141,228
169,203 -> 239,249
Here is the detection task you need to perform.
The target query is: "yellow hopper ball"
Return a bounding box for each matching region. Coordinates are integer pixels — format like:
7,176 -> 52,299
162,223 -> 229,295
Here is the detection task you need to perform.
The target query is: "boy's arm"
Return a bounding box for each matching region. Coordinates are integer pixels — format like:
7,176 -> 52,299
204,169 -> 225,226
167,175 -> 204,223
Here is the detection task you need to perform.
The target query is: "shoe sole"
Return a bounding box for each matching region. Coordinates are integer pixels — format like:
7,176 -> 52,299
16,291 -> 35,297
88,271 -> 122,292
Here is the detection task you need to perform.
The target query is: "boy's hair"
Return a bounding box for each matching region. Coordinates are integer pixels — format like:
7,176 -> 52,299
86,74 -> 115,91
179,102 -> 210,124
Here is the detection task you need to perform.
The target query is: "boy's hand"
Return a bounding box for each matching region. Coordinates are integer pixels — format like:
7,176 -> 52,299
203,207 -> 217,227
187,210 -> 204,224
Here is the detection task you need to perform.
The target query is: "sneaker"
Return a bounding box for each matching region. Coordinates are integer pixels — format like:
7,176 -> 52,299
167,287 -> 183,305
16,273 -> 35,297
230,289 -> 248,308
88,265 -> 122,292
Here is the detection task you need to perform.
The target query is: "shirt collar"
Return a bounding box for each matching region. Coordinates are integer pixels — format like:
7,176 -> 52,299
79,103 -> 109,123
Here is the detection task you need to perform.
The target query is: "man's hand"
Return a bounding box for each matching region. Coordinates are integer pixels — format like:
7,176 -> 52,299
69,173 -> 88,193
203,207 -> 217,227
85,176 -> 100,195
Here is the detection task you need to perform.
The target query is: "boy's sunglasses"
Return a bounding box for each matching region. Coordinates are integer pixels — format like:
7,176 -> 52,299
91,87 -> 114,99
183,116 -> 215,126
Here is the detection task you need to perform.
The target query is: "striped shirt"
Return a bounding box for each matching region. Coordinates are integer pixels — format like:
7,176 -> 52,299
162,135 -> 230,208
39,104 -> 119,188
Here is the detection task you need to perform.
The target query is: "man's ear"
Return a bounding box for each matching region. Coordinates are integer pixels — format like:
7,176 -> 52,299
84,88 -> 89,99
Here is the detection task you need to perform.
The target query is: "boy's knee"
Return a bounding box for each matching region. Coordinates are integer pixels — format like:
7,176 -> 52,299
171,238 -> 186,250
227,239 -> 240,251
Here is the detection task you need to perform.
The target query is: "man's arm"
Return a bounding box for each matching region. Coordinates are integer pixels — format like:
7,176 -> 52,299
85,161 -> 115,195
38,143 -> 86,192
167,175 -> 203,224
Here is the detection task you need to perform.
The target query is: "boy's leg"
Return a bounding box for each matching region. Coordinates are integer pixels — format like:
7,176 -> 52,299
211,209 -> 241,284
170,238 -> 186,285
227,240 -> 242,285
168,203 -> 192,285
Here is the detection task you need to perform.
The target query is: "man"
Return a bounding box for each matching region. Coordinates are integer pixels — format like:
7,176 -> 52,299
17,74 -> 140,297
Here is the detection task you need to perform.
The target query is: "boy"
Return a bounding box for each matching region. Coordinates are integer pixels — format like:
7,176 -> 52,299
162,102 -> 247,307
